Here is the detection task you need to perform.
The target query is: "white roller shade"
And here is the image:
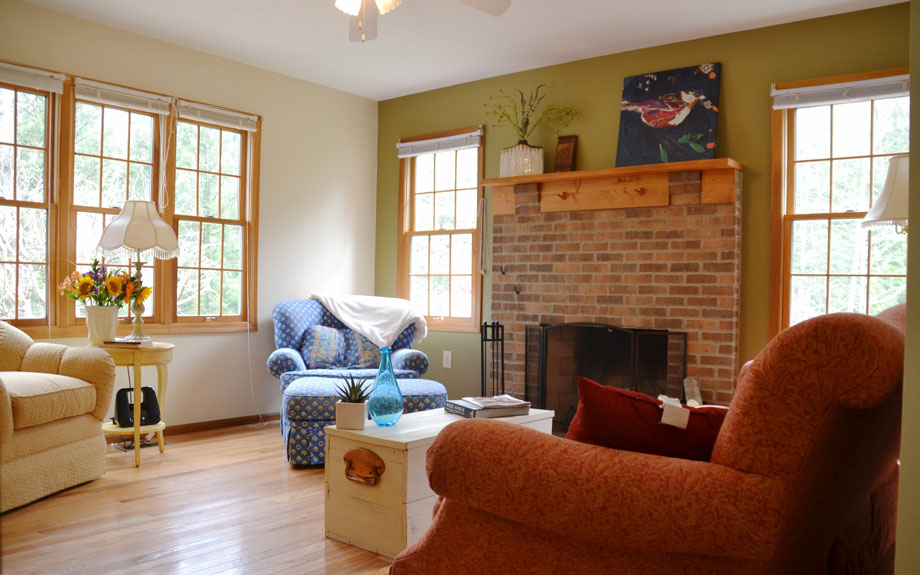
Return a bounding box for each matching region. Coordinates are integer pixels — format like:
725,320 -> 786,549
0,62 -> 65,94
178,100 -> 259,132
771,74 -> 909,110
397,127 -> 482,158
74,78 -> 172,115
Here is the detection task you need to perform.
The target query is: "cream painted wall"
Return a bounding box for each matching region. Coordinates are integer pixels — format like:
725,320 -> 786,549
0,1 -> 380,425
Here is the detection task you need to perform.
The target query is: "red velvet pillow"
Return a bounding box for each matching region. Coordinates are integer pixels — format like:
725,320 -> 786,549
565,377 -> 728,461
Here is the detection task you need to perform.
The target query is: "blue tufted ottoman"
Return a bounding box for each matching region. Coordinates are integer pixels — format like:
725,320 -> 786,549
282,377 -> 448,466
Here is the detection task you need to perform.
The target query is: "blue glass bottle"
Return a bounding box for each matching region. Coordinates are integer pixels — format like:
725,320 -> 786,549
368,347 -> 403,426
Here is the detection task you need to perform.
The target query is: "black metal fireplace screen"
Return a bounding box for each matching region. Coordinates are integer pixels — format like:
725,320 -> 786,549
525,323 -> 687,435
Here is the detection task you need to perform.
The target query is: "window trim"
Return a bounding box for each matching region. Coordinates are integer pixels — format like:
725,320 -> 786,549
769,66 -> 909,338
2,65 -> 261,339
396,126 -> 484,333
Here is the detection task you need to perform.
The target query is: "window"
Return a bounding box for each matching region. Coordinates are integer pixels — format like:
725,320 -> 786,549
770,69 -> 908,334
397,127 -> 483,332
0,61 -> 260,336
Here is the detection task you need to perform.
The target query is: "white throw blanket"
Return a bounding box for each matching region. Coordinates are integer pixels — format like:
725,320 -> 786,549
310,294 -> 427,349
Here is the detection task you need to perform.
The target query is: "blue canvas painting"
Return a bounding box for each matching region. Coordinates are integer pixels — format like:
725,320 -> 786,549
616,63 -> 720,167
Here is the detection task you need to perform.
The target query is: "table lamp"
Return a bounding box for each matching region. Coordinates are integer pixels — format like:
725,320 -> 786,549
96,200 -> 179,340
862,154 -> 909,234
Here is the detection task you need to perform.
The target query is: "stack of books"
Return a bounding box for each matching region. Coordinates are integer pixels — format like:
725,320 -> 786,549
445,394 -> 530,418
100,339 -> 153,349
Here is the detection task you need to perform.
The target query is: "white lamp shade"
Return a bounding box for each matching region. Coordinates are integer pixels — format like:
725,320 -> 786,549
862,154 -> 909,229
335,0 -> 362,16
96,201 -> 179,260
375,0 -> 401,14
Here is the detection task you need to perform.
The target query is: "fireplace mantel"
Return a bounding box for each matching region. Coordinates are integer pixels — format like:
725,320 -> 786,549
484,158 -> 743,215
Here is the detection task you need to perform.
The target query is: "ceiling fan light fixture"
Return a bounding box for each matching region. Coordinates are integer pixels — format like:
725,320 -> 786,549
335,0 -> 362,16
374,0 -> 402,15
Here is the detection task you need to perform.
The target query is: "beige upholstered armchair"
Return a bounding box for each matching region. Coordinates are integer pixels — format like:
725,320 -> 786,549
0,321 -> 115,512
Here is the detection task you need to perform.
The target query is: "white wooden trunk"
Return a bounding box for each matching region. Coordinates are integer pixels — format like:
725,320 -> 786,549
324,407 -> 554,558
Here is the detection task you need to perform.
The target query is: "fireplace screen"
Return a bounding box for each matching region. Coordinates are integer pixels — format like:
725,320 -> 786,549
525,323 -> 687,435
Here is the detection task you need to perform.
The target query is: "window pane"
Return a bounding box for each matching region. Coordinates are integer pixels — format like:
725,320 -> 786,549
177,268 -> 199,316
201,222 -> 222,269
451,276 -> 472,318
221,176 -> 240,219
199,173 -> 219,218
831,158 -> 869,213
873,96 -> 909,154
410,235 -> 428,274
828,276 -> 867,314
223,224 -> 243,270
130,113 -> 154,162
795,106 -> 830,160
456,188 -> 477,229
0,263 -> 14,319
76,211 -> 102,265
16,91 -> 45,148
870,227 -> 908,275
177,221 -> 200,267
102,107 -> 129,160
791,220 -> 828,274
0,144 -> 12,199
221,131 -> 241,176
434,152 -> 455,191
128,163 -> 152,201
175,169 -> 197,215
101,158 -> 127,208
200,269 -> 220,316
869,276 -> 906,315
17,263 -> 45,318
829,219 -> 867,274
430,275 -> 450,316
832,101 -> 870,158
138,265 -> 154,318
409,276 -> 428,316
434,191 -> 455,230
789,275 -> 827,326
793,161 -> 829,214
222,271 -> 242,315
176,122 -> 197,169
199,126 -> 220,172
0,88 -> 14,144
18,207 -> 45,262
74,102 -> 101,155
73,155 -> 100,206
16,148 -> 44,202
456,148 -> 477,189
430,234 -> 450,274
414,193 -> 433,232
0,205 -> 14,260
451,233 -> 472,274
414,154 -> 434,193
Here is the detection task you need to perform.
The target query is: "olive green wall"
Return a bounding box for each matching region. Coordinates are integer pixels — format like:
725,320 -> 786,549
375,4 -> 910,398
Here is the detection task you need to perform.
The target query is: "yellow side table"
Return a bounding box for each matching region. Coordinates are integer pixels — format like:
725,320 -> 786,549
100,342 -> 174,467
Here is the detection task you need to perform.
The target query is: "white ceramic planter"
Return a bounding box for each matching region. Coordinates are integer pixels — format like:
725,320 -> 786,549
85,305 -> 119,346
336,401 -> 368,430
500,141 -> 544,177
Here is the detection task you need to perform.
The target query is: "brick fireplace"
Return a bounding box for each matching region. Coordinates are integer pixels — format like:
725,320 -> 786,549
487,160 -> 743,405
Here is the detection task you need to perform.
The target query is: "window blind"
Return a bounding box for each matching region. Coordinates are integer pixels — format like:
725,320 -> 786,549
396,127 -> 482,158
177,100 -> 259,132
74,78 -> 173,115
0,62 -> 65,94
771,74 -> 909,110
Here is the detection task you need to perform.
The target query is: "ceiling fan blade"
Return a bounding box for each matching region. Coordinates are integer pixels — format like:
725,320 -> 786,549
348,1 -> 378,41
455,0 -> 510,17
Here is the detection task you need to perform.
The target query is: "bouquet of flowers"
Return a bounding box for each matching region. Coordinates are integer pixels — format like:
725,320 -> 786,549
59,259 -> 152,307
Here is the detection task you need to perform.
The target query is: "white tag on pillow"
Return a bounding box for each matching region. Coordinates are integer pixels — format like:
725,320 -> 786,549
658,395 -> 690,429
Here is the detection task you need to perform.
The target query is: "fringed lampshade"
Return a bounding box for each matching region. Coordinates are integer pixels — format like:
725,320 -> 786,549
96,201 -> 179,261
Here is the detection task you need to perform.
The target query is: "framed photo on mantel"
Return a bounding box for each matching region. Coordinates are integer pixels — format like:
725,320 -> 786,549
554,135 -> 577,172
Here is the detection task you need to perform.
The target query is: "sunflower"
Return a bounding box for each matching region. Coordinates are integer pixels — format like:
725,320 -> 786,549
124,280 -> 136,301
105,275 -> 124,298
77,275 -> 95,300
135,286 -> 153,304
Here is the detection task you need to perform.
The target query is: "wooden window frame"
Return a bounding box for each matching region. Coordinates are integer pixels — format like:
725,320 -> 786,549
3,68 -> 261,339
396,127 -> 484,333
769,67 -> 909,338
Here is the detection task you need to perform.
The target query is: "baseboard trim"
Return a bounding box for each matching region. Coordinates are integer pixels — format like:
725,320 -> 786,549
104,413 -> 280,443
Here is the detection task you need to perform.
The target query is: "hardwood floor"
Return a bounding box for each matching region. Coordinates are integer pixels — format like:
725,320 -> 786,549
0,422 -> 393,575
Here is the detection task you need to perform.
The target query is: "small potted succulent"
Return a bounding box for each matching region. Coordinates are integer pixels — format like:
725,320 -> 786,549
334,374 -> 371,430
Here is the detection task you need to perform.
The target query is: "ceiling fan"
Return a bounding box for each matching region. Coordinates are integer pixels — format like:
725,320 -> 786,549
335,0 -> 511,42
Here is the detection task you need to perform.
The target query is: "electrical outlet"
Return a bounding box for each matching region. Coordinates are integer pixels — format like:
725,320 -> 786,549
443,351 -> 452,369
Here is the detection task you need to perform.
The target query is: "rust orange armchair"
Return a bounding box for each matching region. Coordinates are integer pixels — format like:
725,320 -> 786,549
391,307 -> 905,574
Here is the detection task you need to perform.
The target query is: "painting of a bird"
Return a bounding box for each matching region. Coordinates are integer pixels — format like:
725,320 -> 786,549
621,90 -> 706,129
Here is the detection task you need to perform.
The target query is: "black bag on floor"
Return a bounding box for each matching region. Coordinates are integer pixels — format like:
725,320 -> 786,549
113,387 -> 161,427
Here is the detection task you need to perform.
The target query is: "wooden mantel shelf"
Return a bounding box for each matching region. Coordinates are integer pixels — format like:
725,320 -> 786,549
484,158 -> 744,216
